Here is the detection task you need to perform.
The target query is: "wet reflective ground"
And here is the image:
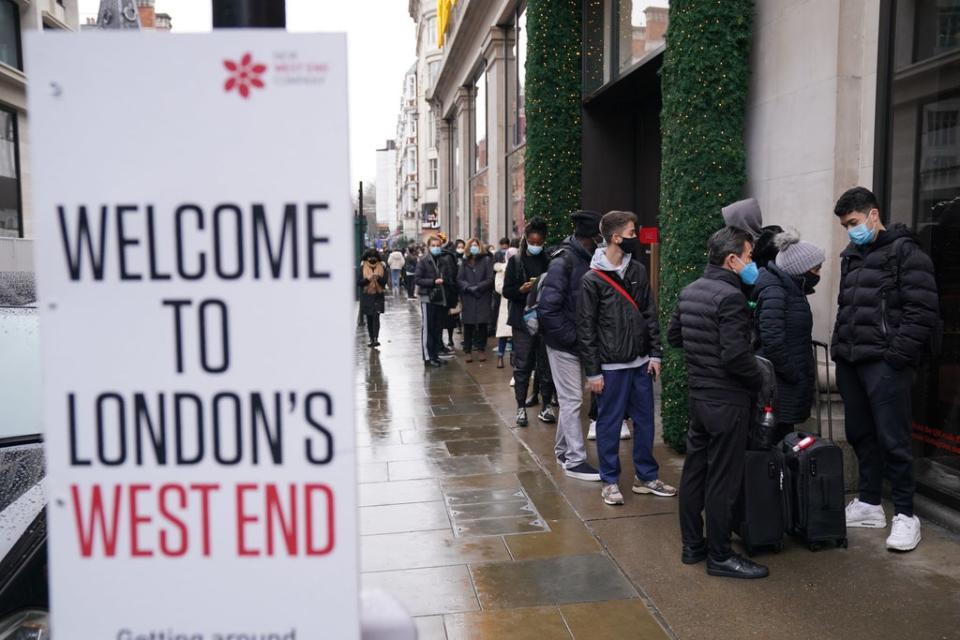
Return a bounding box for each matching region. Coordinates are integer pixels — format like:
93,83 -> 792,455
357,295 -> 960,639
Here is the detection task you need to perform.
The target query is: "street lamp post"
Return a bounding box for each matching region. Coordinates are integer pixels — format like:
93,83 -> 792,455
211,0 -> 286,28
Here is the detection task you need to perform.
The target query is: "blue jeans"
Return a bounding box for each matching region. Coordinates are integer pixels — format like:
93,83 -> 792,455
595,363 -> 658,484
390,269 -> 401,290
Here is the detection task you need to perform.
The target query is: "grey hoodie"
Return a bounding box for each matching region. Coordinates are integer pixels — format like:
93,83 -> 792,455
590,247 -> 632,279
721,197 -> 763,238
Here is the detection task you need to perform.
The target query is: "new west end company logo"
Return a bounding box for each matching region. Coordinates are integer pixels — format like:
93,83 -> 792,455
223,52 -> 266,99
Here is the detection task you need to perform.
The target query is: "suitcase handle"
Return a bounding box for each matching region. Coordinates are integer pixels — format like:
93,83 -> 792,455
812,340 -> 833,440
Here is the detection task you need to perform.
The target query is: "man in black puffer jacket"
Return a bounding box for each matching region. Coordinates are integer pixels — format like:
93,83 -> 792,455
832,187 -> 939,553
754,230 -> 825,442
668,226 -> 768,580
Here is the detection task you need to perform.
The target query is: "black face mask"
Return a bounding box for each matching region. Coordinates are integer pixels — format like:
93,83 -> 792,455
803,272 -> 820,294
367,258 -> 378,264
618,236 -> 640,255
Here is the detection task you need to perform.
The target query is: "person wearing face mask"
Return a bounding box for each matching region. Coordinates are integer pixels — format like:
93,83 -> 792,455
415,235 -> 449,367
357,249 -> 388,348
579,211 -> 670,502
832,187 -> 939,552
538,210 -> 605,481
457,238 -> 495,362
753,229 -> 825,443
668,226 -> 767,580
494,246 -> 517,368
503,218 -> 554,426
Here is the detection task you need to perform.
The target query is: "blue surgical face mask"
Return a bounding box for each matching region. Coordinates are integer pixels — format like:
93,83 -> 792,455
469,246 -> 480,256
527,244 -> 543,256
430,246 -> 442,257
848,219 -> 875,246
736,257 -> 759,286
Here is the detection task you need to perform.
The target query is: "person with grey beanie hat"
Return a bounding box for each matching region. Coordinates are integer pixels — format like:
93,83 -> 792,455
753,229 -> 825,440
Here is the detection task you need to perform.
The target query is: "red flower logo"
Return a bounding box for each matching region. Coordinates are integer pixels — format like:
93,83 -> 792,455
223,53 -> 266,99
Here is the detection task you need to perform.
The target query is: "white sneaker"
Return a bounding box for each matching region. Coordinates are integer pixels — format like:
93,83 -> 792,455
509,377 -> 515,387
620,420 -> 631,440
845,498 -> 886,529
886,514 -> 921,552
587,420 -> 597,440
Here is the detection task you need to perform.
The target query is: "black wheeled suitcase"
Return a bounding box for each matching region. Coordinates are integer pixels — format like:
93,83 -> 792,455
737,448 -> 785,556
736,356 -> 785,556
781,432 -> 847,551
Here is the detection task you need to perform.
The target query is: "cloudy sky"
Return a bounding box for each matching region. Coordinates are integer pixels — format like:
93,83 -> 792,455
77,1 -> 417,190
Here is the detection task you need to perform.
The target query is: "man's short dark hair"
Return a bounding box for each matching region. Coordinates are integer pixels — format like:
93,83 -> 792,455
834,187 -> 880,218
525,217 -> 548,238
600,210 -> 638,241
499,237 -> 510,246
708,227 -> 753,266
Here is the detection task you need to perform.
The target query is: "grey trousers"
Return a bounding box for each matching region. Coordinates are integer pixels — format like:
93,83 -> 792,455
546,346 -> 587,468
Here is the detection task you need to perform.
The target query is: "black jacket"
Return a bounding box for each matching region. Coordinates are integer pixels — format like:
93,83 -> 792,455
754,264 -> 814,424
539,237 -> 593,353
414,254 -> 445,306
404,254 -> 418,274
502,249 -> 549,330
357,262 -> 388,316
457,255 -> 495,324
831,224 -> 939,369
577,258 -> 662,378
437,248 -> 460,310
668,264 -> 763,407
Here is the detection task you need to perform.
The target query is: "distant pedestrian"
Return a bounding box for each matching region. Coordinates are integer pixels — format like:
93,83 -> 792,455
494,237 -> 510,263
503,218 -> 555,426
387,248 -> 405,292
539,209 -> 603,482
404,247 -> 419,298
832,187 -> 939,552
668,227 -> 768,580
753,229 -> 825,444
458,238 -> 495,362
494,247 -> 515,369
416,235 -> 449,367
579,211 -> 672,504
358,249 -> 388,348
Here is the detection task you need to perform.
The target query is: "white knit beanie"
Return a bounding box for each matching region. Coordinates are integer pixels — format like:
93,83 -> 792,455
774,229 -> 825,275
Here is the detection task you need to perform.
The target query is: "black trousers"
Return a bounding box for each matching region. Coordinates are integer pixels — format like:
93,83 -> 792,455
679,399 -> 749,560
836,359 -> 915,516
421,302 -> 445,362
364,314 -> 380,343
405,273 -> 416,297
463,323 -> 488,353
512,329 -> 552,408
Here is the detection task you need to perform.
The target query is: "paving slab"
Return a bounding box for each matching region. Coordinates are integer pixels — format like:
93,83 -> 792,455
444,607 -> 571,640
361,565 -> 480,616
361,530 -> 510,572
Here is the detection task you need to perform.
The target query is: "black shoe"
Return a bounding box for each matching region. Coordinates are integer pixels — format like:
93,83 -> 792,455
706,554 -> 769,579
373,340 -> 381,347
525,394 -> 540,408
681,543 -> 708,565
537,406 -> 557,423
516,407 -> 528,427
425,360 -> 442,368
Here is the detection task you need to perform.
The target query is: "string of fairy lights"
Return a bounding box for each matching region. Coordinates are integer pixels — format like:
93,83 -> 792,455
658,0 -> 754,452
524,0 -> 583,241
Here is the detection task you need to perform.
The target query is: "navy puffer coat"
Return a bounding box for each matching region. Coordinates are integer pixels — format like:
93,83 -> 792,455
754,263 -> 814,424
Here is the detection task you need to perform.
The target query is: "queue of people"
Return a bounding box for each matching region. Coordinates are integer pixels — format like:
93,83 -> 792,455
360,184 -> 940,581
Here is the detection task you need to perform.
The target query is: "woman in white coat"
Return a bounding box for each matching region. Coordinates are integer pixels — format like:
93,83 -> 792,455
493,246 -> 516,369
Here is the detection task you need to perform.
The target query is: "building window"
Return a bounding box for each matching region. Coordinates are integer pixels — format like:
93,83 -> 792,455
427,60 -> 441,91
511,7 -> 527,148
429,158 -> 438,188
584,1 -> 669,95
0,1 -> 21,71
0,108 -> 20,238
473,70 -> 488,173
425,15 -> 438,48
876,0 -> 960,508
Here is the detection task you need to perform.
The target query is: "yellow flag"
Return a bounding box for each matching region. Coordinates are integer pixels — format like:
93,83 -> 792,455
437,0 -> 449,48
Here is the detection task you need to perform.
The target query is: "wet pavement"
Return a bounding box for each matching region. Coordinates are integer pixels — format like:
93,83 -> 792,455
356,294 -> 960,639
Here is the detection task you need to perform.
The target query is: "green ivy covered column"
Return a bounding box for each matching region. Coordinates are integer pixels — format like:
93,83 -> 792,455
658,0 -> 753,452
525,0 -> 582,240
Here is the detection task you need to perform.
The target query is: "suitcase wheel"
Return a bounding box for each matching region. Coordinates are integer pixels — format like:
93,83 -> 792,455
808,542 -> 822,552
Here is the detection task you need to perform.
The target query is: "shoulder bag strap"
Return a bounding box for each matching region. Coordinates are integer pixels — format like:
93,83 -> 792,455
591,268 -> 638,310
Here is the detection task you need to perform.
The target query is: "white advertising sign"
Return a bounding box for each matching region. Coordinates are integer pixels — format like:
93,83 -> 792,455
27,32 -> 358,639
